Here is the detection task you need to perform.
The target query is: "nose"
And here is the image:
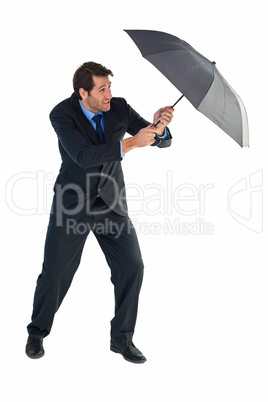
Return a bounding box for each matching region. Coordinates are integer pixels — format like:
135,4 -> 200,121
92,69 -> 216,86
106,88 -> 112,99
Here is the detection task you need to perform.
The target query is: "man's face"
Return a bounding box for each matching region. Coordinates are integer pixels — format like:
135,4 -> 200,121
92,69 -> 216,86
80,75 -> 112,113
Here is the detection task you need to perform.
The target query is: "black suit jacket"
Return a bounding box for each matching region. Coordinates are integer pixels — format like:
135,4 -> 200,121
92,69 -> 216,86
49,92 -> 172,217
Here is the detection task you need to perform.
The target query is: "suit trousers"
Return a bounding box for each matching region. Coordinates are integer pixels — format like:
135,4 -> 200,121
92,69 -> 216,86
27,197 -> 144,347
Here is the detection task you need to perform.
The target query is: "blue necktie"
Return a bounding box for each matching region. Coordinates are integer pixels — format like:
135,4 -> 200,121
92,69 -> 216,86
92,114 -> 105,144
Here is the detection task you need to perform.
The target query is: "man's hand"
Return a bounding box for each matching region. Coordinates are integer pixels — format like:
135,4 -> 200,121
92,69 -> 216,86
122,124 -> 159,154
153,106 -> 174,136
121,106 -> 174,154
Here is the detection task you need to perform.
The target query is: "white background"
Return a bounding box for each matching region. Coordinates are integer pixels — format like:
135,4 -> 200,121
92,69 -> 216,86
1,0 -> 267,401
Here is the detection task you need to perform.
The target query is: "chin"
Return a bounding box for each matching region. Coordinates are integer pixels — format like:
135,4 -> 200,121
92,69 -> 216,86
103,104 -> 111,112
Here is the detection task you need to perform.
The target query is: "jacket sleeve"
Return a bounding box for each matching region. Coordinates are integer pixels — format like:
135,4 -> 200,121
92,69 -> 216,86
152,127 -> 172,148
49,106 -> 122,169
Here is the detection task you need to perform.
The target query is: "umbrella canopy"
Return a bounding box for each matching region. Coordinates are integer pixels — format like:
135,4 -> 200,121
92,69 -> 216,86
125,29 -> 249,147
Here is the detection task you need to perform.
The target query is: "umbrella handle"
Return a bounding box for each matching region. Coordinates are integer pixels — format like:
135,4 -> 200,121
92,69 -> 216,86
153,94 -> 184,127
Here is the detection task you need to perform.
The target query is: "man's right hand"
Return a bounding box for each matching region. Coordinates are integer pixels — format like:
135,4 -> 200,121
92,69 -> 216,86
122,124 -> 158,154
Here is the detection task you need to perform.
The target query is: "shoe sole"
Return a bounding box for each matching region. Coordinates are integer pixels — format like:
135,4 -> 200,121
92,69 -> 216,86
25,350 -> 45,359
110,345 -> 146,364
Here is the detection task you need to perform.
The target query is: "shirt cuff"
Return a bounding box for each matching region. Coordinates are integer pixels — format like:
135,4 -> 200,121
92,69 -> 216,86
156,127 -> 169,140
120,141 -> 125,157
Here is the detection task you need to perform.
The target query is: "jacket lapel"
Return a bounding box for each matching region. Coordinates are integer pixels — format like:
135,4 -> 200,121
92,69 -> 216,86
103,109 -> 116,144
70,93 -> 99,145
76,113 -> 100,145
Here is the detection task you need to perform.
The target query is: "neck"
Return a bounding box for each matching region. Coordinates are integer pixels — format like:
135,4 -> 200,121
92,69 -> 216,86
81,99 -> 93,112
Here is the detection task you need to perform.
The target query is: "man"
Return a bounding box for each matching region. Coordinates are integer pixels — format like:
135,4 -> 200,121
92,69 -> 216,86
26,61 -> 174,363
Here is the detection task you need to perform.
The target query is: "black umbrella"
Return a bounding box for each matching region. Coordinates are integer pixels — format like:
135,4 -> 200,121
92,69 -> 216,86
124,29 -> 249,147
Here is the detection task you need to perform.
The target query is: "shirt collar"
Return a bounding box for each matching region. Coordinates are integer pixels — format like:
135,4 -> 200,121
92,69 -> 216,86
79,99 -> 103,121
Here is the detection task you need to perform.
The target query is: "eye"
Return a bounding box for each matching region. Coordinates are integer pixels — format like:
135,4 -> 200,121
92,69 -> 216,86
99,84 -> 111,93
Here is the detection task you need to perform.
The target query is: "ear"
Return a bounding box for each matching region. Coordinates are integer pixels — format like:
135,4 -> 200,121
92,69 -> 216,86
79,88 -> 88,99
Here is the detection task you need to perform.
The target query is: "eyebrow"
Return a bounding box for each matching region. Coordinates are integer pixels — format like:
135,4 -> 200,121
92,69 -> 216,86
98,81 -> 112,90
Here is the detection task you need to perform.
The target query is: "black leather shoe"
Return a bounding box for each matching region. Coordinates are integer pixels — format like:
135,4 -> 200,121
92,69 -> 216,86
25,335 -> 45,359
110,341 -> 147,364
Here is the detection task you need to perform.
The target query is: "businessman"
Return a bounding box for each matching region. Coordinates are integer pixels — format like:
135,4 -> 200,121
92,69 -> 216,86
26,61 -> 174,363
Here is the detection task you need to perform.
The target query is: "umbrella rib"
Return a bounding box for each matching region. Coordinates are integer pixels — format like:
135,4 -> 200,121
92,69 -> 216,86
194,63 -> 216,109
218,73 -> 227,129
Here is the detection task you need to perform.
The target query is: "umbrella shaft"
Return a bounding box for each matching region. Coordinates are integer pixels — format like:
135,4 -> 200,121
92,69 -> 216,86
172,94 -> 184,108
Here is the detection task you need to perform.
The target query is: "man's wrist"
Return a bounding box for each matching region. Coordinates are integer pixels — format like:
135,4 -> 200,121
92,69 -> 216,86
122,137 -> 136,154
156,127 -> 165,137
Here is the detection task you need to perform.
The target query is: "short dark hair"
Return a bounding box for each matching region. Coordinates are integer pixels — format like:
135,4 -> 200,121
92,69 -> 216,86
73,61 -> 113,99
